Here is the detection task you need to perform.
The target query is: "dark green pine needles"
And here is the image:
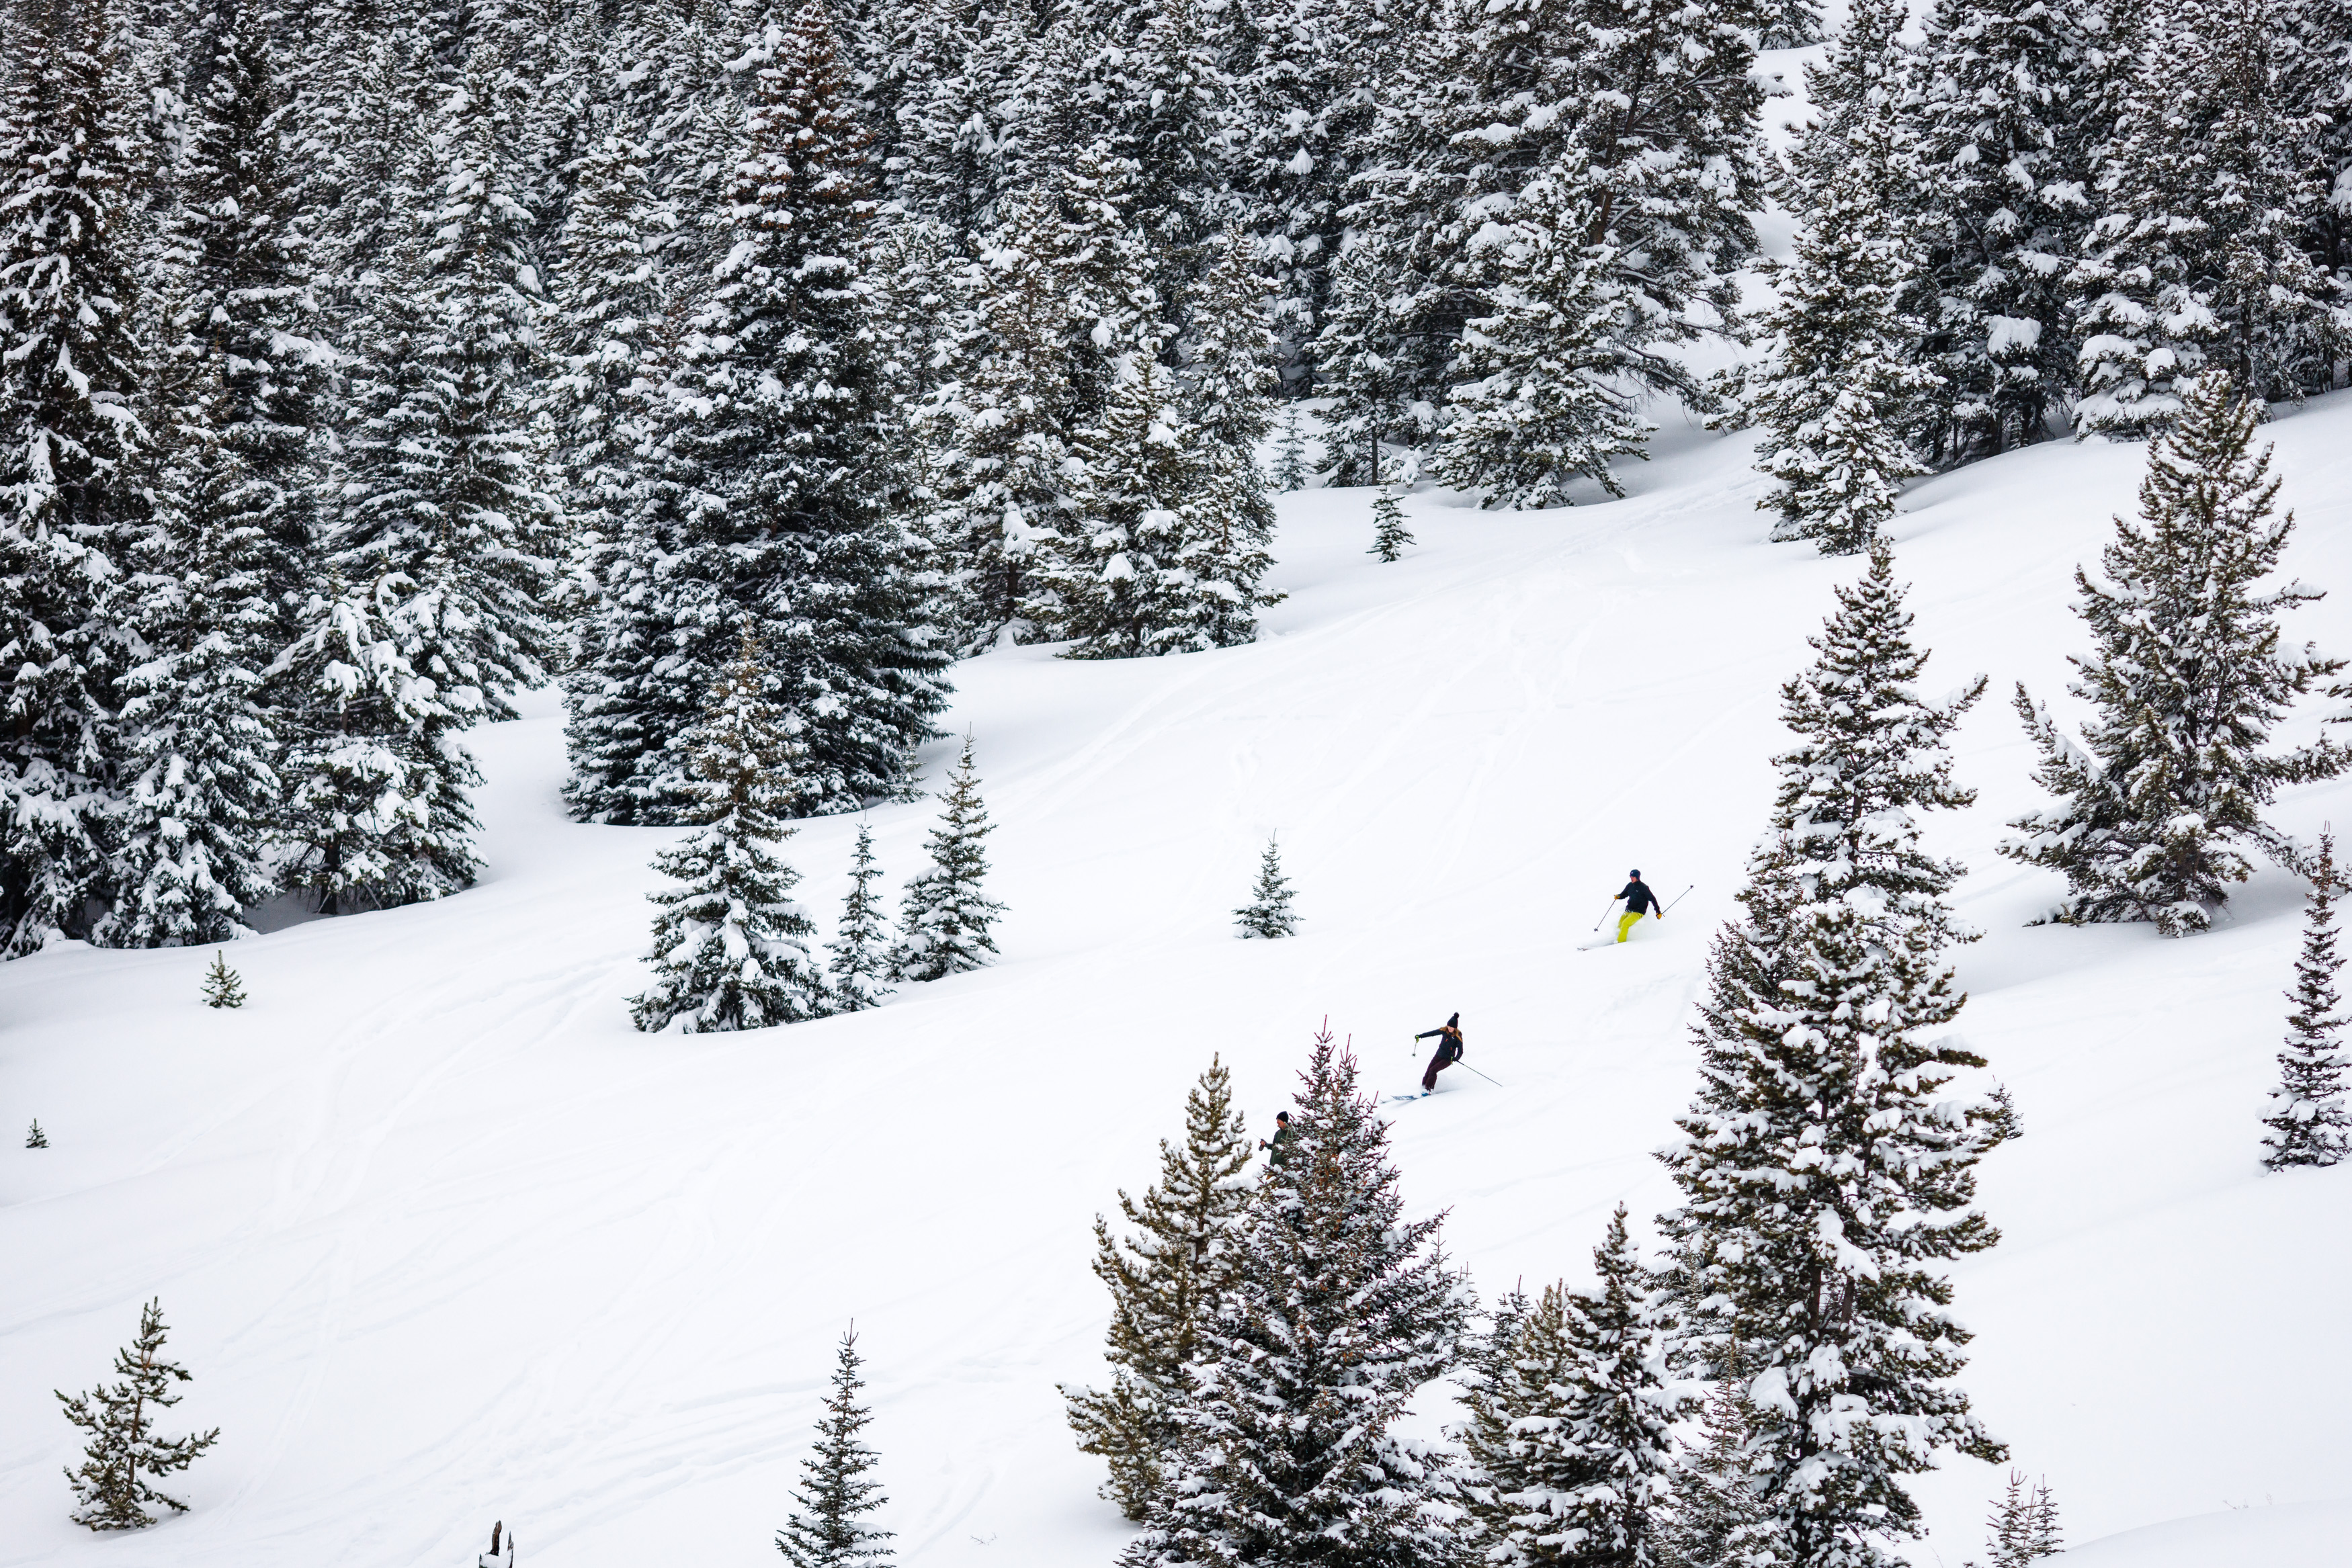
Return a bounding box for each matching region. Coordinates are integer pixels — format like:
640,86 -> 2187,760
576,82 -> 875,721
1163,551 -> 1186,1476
824,823 -> 893,1013
1368,486 -> 1413,562
1062,1056 -> 1255,1519
2264,829 -> 2350,1169
775,1328 -> 894,1568
2003,374 -> 2345,936
56,1299 -> 221,1530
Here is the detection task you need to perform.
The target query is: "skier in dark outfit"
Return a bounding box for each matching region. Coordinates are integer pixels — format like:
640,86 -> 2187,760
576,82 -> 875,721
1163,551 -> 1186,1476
1258,1111 -> 1294,1167
1415,1013 -> 1464,1092
1613,869 -> 1664,943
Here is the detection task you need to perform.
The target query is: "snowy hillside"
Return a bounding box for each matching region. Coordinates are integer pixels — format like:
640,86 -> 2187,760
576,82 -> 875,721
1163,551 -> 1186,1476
7,400 -> 2352,1568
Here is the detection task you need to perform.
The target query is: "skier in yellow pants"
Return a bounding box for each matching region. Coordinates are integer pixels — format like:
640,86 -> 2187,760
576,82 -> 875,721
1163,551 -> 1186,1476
1614,869 -> 1664,942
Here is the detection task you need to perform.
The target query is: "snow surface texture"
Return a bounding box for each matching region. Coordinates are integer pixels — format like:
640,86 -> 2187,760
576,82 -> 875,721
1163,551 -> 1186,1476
7,398 -> 2351,1567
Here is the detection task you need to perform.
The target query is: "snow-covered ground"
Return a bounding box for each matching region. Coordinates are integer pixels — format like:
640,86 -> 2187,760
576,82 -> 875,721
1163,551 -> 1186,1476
7,398 -> 2352,1568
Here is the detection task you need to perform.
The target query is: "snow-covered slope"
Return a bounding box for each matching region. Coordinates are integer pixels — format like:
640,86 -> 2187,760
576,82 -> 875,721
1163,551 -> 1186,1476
6,400 -> 2352,1568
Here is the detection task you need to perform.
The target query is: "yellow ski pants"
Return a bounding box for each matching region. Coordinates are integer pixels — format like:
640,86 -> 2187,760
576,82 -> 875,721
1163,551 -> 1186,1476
1617,910 -> 1645,943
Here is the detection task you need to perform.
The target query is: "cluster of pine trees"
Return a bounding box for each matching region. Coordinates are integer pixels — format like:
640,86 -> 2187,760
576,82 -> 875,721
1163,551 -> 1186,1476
0,0 -> 1297,955
1056,537 -> 2093,1567
1739,0 -> 2352,552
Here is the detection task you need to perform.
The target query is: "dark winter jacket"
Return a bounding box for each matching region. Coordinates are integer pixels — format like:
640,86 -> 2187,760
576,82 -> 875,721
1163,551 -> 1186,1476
1415,1024 -> 1464,1063
1619,879 -> 1661,915
1265,1124 -> 1296,1167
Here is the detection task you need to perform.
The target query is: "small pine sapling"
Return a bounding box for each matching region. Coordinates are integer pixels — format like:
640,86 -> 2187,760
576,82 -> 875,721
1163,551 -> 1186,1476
775,1327 -> 894,1568
1233,834 -> 1299,938
825,823 -> 894,1013
1273,404 -> 1308,492
27,1119 -> 49,1149
1663,1371 -> 1762,1568
1986,1084 -> 2023,1145
887,736 -> 1007,983
478,1520 -> 515,1567
1368,486 -> 1413,562
56,1299 -> 221,1530
2264,829 -> 2349,1169
1980,1471 -> 2062,1567
202,952 -> 246,1010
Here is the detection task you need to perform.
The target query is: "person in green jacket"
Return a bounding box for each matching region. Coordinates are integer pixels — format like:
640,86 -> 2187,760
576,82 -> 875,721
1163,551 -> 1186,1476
1258,1110 -> 1294,1167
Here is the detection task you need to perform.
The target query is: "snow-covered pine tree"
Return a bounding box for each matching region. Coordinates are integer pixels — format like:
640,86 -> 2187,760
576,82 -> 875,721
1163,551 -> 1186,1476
675,3 -> 949,814
2263,828 -> 2350,1168
1233,833 -> 1298,938
1037,357 -> 1201,656
2025,1478 -> 2062,1560
1175,226 -> 1282,648
99,411 -> 285,948
1273,404 -> 1308,492
1658,1372 -> 1761,1568
2070,0 -> 2344,435
28,1118 -> 50,1148
1061,1054 -> 1256,1520
774,1327 -> 895,1568
298,58 -> 559,906
1755,0 -> 1825,47
1906,0 -> 2093,462
886,735 -> 1006,982
0,0 -> 149,953
1434,158 -> 1652,509
104,0 -> 335,947
202,949 -> 245,1008
55,1299 -> 221,1530
1658,537 -> 2004,1568
630,635 -> 827,1033
825,822 -> 894,1013
2003,374 -> 2344,934
921,186 -> 1076,650
1734,0 -> 1941,555
1120,1025 -> 1469,1567
1456,1206 -> 1683,1568
1369,484 -> 1413,562
1223,0 -> 1383,382
1312,236 -> 1415,487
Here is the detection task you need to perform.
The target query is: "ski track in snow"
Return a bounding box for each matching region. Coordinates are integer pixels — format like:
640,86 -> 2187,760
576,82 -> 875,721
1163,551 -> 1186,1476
7,402 -> 2352,1567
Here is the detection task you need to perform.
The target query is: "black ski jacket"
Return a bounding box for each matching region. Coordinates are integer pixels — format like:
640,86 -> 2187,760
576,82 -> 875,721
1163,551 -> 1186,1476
1619,879 -> 1660,915
1415,1024 -> 1464,1061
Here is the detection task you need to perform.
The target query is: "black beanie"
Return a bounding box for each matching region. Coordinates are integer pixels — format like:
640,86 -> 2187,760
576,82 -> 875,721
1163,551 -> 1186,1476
1446,1012 -> 1460,1027
1630,869 -> 1641,877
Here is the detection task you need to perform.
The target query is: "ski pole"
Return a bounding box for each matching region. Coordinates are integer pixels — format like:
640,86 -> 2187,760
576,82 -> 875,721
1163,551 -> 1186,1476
1660,883 -> 1696,914
1460,1062 -> 1506,1088
1591,897 -> 1621,932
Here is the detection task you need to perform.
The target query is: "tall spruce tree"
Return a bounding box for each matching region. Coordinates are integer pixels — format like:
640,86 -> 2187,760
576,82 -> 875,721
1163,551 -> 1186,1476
1120,1025 -> 1470,1567
55,1299 -> 221,1530
1457,1207 -> 1683,1568
1433,159 -> 1652,510
1062,1055 -> 1257,1520
774,1327 -> 895,1568
2070,0 -> 2345,435
886,734 -> 1006,982
1658,539 -> 2004,1568
631,636 -> 828,1033
825,822 -> 894,1013
1734,0 -> 1941,555
1907,0 -> 2093,462
0,0 -> 148,953
2263,828 -> 2350,1168
2003,374 -> 2344,934
673,3 -> 949,814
